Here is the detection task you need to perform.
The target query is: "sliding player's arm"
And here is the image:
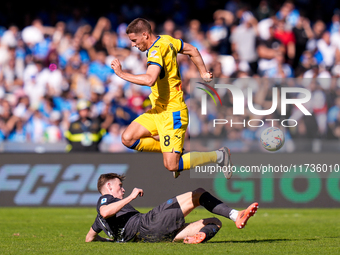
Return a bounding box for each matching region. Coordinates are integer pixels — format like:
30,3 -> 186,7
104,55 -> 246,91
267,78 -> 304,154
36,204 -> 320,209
99,188 -> 144,219
85,227 -> 114,242
180,42 -> 213,82
111,59 -> 160,87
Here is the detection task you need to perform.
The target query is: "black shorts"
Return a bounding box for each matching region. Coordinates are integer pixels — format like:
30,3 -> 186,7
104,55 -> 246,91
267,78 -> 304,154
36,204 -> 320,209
136,197 -> 185,242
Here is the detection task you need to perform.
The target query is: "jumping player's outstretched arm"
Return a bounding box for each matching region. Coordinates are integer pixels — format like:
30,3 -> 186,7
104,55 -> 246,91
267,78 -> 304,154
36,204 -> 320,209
111,59 -> 161,87
180,42 -> 213,82
99,188 -> 144,219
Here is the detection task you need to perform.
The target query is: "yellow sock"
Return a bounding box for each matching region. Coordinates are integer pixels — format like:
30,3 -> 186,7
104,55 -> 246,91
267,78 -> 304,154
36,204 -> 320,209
180,151 -> 217,170
134,137 -> 162,152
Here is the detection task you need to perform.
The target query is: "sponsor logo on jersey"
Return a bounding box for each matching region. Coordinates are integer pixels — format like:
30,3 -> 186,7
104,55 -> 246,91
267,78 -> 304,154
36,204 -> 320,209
101,198 -> 107,204
150,50 -> 159,58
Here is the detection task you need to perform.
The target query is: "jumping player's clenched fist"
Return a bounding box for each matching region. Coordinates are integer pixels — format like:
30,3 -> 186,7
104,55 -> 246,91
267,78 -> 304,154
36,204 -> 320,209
111,59 -> 122,76
202,71 -> 213,82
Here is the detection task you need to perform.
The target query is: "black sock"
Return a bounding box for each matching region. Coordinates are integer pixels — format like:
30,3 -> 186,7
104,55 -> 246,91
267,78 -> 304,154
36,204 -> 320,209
199,192 -> 232,219
199,223 -> 220,242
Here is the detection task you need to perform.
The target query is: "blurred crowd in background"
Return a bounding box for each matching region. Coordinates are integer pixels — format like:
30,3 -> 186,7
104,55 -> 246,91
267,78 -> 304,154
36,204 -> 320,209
0,0 -> 340,152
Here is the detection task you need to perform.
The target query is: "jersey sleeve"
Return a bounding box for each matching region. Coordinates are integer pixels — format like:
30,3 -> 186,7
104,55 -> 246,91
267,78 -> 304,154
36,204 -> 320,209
170,36 -> 184,53
91,215 -> 102,233
97,195 -> 118,210
147,46 -> 163,69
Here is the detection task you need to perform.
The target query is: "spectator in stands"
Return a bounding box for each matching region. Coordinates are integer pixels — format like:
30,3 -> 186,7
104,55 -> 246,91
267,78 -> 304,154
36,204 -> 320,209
306,20 -> 326,53
257,23 -> 285,76
317,31 -> 336,69
23,59 -> 47,109
292,16 -> 314,69
26,110 -> 49,143
230,11 -> 258,74
207,14 -> 229,55
2,55 -> 24,91
101,123 -> 130,152
328,96 -> 340,138
44,110 -> 63,143
264,51 -> 294,78
66,8 -> 89,35
7,117 -> 28,143
255,0 -> 273,21
274,19 -> 295,65
329,9 -> 340,35
276,0 -> 300,28
88,49 -> 114,84
161,19 -> 176,37
64,99 -> 107,152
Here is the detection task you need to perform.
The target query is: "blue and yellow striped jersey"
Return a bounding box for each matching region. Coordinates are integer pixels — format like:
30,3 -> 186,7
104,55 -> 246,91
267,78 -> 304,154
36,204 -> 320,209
146,35 -> 187,111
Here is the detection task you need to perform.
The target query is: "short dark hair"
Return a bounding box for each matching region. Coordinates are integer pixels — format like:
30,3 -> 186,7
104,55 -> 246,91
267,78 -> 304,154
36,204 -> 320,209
126,18 -> 152,35
97,173 -> 125,193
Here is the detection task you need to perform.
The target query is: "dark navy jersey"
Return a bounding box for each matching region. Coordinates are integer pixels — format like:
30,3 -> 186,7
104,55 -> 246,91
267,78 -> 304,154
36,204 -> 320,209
91,194 -> 141,242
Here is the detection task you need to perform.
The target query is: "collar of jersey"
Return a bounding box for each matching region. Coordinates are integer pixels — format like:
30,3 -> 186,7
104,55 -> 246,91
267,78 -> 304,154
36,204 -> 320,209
147,35 -> 161,55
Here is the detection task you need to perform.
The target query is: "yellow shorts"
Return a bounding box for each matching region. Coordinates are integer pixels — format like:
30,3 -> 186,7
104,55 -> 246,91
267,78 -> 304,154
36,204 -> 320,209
134,107 -> 188,153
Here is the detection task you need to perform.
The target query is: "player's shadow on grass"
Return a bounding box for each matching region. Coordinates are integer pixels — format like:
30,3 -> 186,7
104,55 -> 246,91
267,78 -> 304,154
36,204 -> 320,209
210,238 -> 317,244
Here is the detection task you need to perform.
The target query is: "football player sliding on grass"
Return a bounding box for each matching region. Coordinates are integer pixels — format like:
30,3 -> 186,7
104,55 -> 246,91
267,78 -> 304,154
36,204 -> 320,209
86,173 -> 259,243
111,18 -> 233,179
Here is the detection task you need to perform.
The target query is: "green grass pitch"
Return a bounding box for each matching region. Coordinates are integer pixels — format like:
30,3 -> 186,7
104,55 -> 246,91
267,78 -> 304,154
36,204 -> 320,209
0,207 -> 339,254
